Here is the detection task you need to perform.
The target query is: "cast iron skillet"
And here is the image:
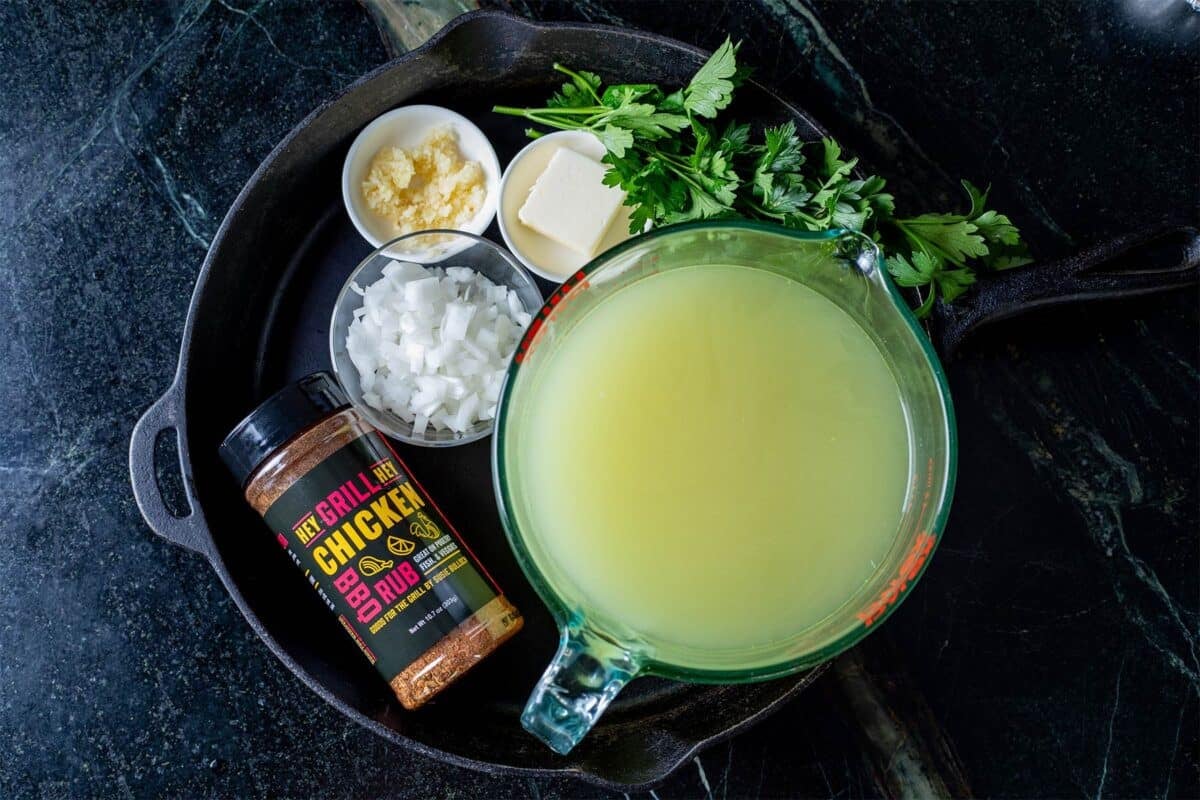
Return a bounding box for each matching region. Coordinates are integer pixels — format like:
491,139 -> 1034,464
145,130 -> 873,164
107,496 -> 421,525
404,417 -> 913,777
128,10 -> 1199,790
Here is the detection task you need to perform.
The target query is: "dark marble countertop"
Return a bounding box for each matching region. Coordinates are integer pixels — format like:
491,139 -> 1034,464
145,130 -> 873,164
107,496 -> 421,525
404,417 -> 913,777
1,1 -> 1197,797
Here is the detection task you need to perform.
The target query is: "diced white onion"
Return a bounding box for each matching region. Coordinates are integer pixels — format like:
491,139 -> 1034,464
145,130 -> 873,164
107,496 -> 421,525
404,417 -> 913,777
344,261 -> 532,435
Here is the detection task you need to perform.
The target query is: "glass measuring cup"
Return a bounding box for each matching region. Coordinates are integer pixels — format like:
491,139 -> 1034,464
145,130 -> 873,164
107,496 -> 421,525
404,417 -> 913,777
492,222 -> 956,754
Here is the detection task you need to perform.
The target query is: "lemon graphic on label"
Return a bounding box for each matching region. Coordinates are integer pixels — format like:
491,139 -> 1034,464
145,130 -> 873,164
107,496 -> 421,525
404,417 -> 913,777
410,511 -> 442,541
358,555 -> 394,577
386,535 -> 415,557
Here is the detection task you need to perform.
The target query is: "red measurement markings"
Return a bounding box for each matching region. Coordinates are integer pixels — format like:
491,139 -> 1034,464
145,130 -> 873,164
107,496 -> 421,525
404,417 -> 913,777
514,271 -> 589,364
856,531 -> 936,627
857,458 -> 943,626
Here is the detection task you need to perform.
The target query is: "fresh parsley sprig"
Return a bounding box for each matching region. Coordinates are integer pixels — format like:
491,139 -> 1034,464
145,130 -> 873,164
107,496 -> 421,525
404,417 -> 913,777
493,38 -> 1030,316
886,180 -> 1031,315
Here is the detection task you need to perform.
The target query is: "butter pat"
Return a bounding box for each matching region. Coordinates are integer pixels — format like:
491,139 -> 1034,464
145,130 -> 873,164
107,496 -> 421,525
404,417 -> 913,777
517,147 -> 627,257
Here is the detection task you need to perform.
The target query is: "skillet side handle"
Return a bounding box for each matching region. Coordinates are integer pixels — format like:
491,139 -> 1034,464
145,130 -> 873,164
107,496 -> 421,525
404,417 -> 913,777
937,223 -> 1200,357
360,0 -> 475,58
129,382 -> 213,557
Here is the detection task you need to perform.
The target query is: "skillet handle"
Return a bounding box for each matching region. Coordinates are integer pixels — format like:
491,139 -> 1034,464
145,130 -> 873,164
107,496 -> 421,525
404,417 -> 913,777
129,381 -> 212,557
361,0 -> 474,56
936,222 -> 1200,356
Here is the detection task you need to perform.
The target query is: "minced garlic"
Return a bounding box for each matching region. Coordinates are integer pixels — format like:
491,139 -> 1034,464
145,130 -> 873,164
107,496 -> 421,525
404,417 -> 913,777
361,125 -> 485,234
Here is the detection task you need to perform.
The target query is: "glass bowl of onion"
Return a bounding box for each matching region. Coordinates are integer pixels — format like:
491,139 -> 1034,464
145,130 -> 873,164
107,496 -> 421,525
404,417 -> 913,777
330,230 -> 543,447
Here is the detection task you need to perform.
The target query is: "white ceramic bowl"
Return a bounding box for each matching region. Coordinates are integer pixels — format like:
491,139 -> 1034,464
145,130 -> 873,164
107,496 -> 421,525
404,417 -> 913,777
341,105 -> 501,260
497,130 -> 636,282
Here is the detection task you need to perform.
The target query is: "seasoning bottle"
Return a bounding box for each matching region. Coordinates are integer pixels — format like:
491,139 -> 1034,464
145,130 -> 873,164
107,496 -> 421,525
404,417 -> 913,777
219,372 -> 522,709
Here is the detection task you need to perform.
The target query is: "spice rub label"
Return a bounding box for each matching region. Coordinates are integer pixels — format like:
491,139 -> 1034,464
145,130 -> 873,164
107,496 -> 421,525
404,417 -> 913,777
262,432 -> 499,679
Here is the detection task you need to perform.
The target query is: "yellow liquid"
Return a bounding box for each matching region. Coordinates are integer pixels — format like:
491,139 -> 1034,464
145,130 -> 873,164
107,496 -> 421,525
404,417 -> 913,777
511,265 -> 909,661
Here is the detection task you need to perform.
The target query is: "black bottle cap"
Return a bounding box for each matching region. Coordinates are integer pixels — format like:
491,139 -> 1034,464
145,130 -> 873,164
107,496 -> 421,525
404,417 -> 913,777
219,371 -> 351,488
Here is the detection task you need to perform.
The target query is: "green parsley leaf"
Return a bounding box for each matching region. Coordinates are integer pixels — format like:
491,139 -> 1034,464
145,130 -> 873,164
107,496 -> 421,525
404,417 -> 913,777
989,253 -> 1035,270
594,124 -> 634,157
963,179 -> 989,217
761,176 -> 813,218
660,89 -> 685,114
719,121 -> 752,154
683,37 -> 739,118
666,184 -> 731,223
860,175 -> 895,221
601,83 -> 662,108
935,267 -> 976,302
832,202 -> 869,232
820,137 -> 851,178
899,216 -> 989,265
758,122 -> 806,173
891,260 -> 937,317
602,103 -> 690,139
888,251 -> 938,287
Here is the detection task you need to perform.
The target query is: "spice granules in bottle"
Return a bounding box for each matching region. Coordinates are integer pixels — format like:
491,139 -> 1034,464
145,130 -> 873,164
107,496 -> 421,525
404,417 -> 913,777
220,372 -> 523,709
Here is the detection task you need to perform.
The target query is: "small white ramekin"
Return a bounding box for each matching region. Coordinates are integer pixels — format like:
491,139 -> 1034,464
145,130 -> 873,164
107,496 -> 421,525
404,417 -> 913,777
342,105 -> 500,261
497,129 -> 636,283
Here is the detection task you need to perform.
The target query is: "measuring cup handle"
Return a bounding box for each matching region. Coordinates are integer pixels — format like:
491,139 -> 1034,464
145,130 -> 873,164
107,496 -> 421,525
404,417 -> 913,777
521,619 -> 642,754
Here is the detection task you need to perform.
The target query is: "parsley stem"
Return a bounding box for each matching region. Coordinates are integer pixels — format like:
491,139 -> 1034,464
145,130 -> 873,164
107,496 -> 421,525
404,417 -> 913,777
739,198 -> 785,221
789,208 -> 824,228
492,105 -> 604,118
659,161 -> 709,195
740,196 -> 822,228
913,288 -> 937,318
552,64 -> 603,104
647,149 -> 692,170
